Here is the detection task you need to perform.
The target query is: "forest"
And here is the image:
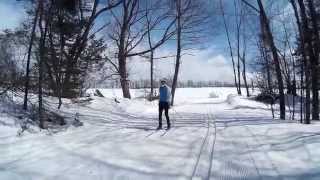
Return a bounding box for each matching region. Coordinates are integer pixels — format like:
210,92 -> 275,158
1,0 -> 320,179
1,0 -> 319,126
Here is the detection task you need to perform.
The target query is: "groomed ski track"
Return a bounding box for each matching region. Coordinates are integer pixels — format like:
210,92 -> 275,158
2,89 -> 320,180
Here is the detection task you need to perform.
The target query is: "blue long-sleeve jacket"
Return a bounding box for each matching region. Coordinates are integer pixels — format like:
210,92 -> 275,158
159,85 -> 171,103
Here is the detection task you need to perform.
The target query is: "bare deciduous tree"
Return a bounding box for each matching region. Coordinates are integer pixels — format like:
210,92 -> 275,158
219,0 -> 240,95
243,0 -> 286,119
171,0 -> 208,105
23,2 -> 40,111
107,0 -> 176,99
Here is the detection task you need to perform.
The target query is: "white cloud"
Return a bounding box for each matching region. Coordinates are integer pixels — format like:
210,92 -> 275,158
128,48 -> 235,83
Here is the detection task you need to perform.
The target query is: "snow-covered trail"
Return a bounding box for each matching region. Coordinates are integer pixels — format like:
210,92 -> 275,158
1,97 -> 216,180
1,88 -> 320,180
206,95 -> 320,180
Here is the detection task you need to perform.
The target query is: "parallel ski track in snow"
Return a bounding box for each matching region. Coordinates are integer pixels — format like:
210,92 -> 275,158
190,106 -> 217,180
77,102 -> 220,179
206,107 -> 217,180
190,109 -> 210,179
211,116 -> 265,180
242,125 -> 282,180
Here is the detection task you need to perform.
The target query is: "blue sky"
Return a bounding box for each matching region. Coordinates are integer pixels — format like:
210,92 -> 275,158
0,0 -> 27,30
0,0 -> 292,83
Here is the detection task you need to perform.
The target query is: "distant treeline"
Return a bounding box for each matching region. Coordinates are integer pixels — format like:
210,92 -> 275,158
89,79 -> 244,89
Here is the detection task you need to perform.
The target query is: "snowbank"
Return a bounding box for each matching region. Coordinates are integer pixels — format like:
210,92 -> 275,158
1,87 -> 320,180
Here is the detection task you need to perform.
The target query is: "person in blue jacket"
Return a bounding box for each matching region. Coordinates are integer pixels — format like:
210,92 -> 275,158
157,79 -> 171,130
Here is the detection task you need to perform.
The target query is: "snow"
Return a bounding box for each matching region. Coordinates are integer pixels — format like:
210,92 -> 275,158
1,87 -> 320,180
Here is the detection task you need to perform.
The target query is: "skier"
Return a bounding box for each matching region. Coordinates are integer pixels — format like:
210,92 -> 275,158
157,79 -> 171,130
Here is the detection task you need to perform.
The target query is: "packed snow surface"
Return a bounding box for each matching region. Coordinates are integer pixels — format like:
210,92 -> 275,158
1,88 -> 320,180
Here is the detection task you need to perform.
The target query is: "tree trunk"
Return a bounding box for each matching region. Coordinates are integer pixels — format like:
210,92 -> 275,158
119,55 -> 131,99
58,90 -> 62,109
146,8 -> 154,99
241,52 -> 250,97
219,0 -> 239,94
241,19 -> 249,97
237,50 -> 242,95
57,11 -> 64,109
257,0 -> 286,120
150,51 -> 154,98
171,0 -> 182,106
236,27 -> 242,95
307,0 -> 319,120
311,58 -> 319,120
235,0 -> 242,95
290,0 -> 306,123
120,78 -> 131,99
38,54 -> 44,129
23,3 -> 40,110
301,58 -> 305,123
259,41 -> 274,118
117,0 -> 131,99
305,71 -> 311,124
297,0 -> 313,123
292,69 -> 296,121
38,0 -> 49,129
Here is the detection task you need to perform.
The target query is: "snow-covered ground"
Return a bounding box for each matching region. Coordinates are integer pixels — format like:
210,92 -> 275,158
1,87 -> 320,180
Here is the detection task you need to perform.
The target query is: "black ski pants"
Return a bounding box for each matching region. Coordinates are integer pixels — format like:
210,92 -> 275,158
158,101 -> 170,128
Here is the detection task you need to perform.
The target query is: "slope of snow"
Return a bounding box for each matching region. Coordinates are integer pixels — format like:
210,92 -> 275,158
1,87 -> 320,180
